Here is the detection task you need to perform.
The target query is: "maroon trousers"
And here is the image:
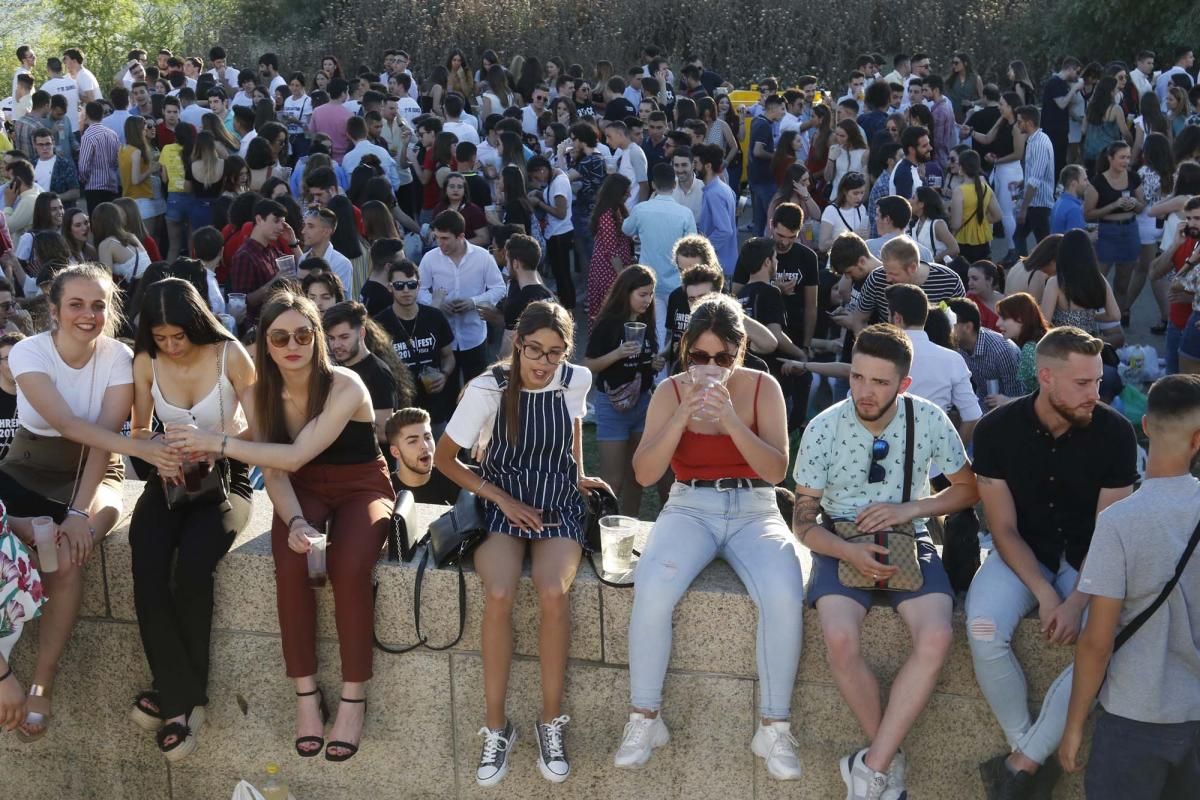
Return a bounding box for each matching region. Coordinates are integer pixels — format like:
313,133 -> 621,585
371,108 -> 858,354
271,458 -> 394,682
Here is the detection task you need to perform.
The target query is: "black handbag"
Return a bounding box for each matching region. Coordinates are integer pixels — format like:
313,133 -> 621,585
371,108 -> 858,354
941,508 -> 982,595
162,344 -> 231,510
374,488 -> 486,654
582,485 -> 642,588
386,489 -> 421,562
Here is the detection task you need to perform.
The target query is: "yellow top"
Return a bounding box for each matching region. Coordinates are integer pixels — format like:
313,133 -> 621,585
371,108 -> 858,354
160,143 -> 188,194
955,182 -> 994,247
119,145 -> 154,200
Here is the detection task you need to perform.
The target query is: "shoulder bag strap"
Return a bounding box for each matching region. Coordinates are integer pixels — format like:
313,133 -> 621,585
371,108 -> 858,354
1112,515 -> 1200,653
902,396 -> 914,504
372,542 -> 469,653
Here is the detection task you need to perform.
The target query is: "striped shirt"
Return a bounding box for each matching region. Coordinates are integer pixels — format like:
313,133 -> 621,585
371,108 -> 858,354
849,262 -> 965,324
77,122 -> 121,192
959,327 -> 1022,400
1022,129 -> 1055,209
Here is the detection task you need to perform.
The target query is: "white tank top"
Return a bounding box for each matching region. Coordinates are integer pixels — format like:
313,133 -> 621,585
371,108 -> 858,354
150,341 -> 247,435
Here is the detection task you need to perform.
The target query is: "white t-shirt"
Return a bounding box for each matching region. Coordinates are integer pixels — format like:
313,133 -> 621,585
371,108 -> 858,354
821,203 -> 870,239
207,66 -> 240,90
231,91 -> 254,109
283,94 -> 312,133
74,67 -> 101,101
397,96 -> 422,124
443,119 -> 480,145
9,333 -> 133,437
542,172 -> 574,237
268,74 -> 287,96
41,76 -> 79,122
34,156 -> 56,191
179,103 -> 208,130
616,143 -> 648,212
444,362 -> 591,449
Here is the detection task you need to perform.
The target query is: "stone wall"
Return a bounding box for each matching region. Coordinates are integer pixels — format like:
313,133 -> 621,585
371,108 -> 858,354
0,482 -> 1085,798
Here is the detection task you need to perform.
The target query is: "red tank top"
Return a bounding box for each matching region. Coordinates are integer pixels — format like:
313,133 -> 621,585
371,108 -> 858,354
669,373 -> 763,481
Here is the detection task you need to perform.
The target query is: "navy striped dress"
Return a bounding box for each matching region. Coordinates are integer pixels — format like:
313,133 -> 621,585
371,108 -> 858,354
480,365 -> 588,547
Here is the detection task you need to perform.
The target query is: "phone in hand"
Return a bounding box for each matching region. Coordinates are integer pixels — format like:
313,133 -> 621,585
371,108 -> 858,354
540,510 -> 563,528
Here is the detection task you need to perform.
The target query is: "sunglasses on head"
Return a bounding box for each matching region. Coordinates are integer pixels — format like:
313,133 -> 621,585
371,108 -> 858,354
266,326 -> 316,348
391,279 -> 419,291
868,437 -> 889,483
687,349 -> 736,368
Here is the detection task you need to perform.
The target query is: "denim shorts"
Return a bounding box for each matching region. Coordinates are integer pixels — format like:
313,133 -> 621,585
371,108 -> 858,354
1095,219 -> 1140,263
807,538 -> 953,610
1179,310 -> 1200,361
593,389 -> 650,441
165,192 -> 194,223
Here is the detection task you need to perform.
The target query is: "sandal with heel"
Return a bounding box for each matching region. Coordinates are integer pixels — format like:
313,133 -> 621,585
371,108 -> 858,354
294,688 -> 329,757
130,691 -> 165,732
156,706 -> 206,762
325,697 -> 366,762
15,684 -> 50,743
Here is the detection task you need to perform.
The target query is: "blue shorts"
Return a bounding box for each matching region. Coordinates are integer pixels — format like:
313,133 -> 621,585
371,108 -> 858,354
165,192 -> 193,223
806,538 -> 953,610
593,389 -> 650,441
1095,219 -> 1140,263
1179,310 -> 1200,361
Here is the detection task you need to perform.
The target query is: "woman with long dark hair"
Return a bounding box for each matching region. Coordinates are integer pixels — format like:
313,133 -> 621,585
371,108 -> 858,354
584,265 -> 661,516
1004,232 -> 1059,302
1040,228 -> 1124,347
767,164 -> 822,239
818,172 -> 868,252
423,65 -> 449,117
996,292 -> 1049,395
482,64 -> 515,118
805,105 -> 834,196
951,150 -> 1002,262
126,278 -> 255,760
446,49 -> 473,106
909,186 -> 960,260
433,172 -> 490,247
945,53 -> 984,120
1085,141 -> 1144,326
965,92 -> 1026,257
1082,76 -> 1131,174
61,207 -> 96,262
587,174 -> 635,325
93,201 -> 150,285
824,120 -> 868,200
167,290 -> 394,762
495,164 -> 534,233
121,117 -> 162,242
1006,61 -> 1036,107
966,260 -> 1006,330
161,122 -> 197,262
1129,133 -> 1176,330
434,301 -> 605,786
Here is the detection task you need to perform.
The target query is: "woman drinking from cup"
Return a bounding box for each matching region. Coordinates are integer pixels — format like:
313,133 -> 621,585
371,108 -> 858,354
126,278 -> 256,760
433,301 -> 607,786
166,290 -> 393,763
613,294 -> 804,781
584,265 -> 662,517
0,264 -> 181,740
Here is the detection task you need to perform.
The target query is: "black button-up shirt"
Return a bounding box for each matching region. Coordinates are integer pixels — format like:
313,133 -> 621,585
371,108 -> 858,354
972,392 -> 1138,570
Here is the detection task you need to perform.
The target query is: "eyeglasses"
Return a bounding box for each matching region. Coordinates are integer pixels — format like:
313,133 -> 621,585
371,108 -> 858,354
687,349 -> 736,368
391,279 -> 419,291
266,326 -> 316,348
0,301 -> 14,311
868,437 -> 890,484
520,342 -> 566,365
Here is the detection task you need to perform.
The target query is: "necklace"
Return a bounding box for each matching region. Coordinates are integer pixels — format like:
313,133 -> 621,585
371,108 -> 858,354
395,313 -> 420,348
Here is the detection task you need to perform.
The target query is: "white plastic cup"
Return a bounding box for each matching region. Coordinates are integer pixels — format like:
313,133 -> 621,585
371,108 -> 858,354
32,516 -> 58,573
623,322 -> 647,347
986,379 -> 1000,396
306,531 -> 328,586
599,515 -> 637,574
227,293 -> 247,323
688,364 -> 731,421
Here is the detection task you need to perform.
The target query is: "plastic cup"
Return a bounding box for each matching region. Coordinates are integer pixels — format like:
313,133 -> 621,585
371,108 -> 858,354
183,460 -> 211,492
605,155 -> 618,174
599,515 -> 637,574
32,516 -> 58,573
623,322 -> 647,347
420,366 -> 442,393
986,379 -> 1000,396
227,293 -> 247,323
688,364 -> 731,421
306,531 -> 328,587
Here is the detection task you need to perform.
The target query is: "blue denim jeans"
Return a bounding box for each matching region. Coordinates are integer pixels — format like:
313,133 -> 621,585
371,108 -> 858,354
966,550 -> 1079,764
1167,321 -> 1182,375
749,181 -> 775,238
628,483 -> 805,719
1086,711 -> 1200,800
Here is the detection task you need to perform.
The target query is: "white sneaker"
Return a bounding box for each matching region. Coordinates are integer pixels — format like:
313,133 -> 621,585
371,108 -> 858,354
535,715 -> 571,783
751,721 -> 803,780
840,748 -> 889,800
475,720 -> 517,787
613,712 -> 669,768
883,749 -> 908,800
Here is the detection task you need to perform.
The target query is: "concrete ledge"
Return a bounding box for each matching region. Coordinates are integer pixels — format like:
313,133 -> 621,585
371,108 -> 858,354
1,482 -> 1085,798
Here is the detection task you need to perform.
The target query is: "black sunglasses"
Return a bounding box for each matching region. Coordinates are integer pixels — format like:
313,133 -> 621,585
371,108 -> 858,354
868,437 -> 889,484
391,280 -> 419,291
687,349 -> 736,368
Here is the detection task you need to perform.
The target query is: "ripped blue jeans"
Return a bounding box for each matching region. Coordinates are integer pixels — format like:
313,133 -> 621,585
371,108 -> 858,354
627,483 -> 805,719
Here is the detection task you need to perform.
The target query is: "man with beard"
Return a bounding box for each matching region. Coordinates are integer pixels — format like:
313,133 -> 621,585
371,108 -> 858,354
384,407 -> 459,505
323,302 -> 397,447
887,125 -> 931,200
793,324 -> 978,800
968,326 -> 1137,800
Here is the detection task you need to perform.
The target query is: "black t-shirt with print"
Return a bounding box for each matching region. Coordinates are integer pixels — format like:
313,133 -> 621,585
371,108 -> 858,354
375,304 -> 455,422
737,281 -> 787,372
503,281 -> 556,330
0,389 -> 16,461
360,280 -> 393,318
773,244 -> 820,345
664,286 -> 691,367
392,466 -> 460,506
586,315 -> 656,392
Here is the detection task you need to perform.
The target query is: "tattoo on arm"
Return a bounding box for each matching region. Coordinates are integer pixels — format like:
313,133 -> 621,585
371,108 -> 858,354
792,494 -> 822,541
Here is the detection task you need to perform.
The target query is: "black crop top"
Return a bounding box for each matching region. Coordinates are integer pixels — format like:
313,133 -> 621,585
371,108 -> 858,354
312,420 -> 380,464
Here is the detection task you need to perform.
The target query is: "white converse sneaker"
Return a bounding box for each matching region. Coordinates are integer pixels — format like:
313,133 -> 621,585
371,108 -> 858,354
840,748 -> 889,800
475,720 -> 517,787
613,712 -> 669,768
751,721 -> 802,780
535,715 -> 571,783
883,749 -> 908,800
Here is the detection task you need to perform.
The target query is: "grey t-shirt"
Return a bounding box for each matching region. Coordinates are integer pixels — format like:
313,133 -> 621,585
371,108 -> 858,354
1078,474 -> 1200,724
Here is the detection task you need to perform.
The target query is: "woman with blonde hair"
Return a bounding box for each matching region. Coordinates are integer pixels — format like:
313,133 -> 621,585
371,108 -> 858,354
120,116 -> 163,243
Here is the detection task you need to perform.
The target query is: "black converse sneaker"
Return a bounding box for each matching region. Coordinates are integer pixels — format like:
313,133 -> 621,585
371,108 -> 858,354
535,715 -> 571,782
476,720 -> 517,786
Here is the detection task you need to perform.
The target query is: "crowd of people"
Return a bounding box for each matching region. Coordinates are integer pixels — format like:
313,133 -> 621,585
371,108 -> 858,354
0,40 -> 1198,800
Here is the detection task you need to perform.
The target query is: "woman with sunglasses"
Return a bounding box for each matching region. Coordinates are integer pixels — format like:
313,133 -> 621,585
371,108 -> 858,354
434,301 -> 606,786
166,290 -> 394,763
614,294 -> 803,781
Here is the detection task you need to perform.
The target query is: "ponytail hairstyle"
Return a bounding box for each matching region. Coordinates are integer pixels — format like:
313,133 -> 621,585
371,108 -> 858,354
48,263 -> 125,337
958,149 -> 986,225
501,300 -> 574,439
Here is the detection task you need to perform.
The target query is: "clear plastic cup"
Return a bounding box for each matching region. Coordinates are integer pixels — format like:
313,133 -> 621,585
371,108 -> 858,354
227,293 -> 247,323
623,322 -> 647,347
688,364 -> 731,422
420,366 -> 442,393
599,515 -> 637,574
32,516 -> 58,573
306,531 -> 328,587
986,379 -> 1000,396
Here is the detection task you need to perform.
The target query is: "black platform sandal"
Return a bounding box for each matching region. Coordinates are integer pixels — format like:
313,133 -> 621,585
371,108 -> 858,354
156,706 -> 206,762
325,697 -> 366,762
294,688 -> 329,758
130,691 -> 164,732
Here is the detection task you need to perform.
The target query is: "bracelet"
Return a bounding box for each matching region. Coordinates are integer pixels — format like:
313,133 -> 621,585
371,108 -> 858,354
475,476 -> 487,494
0,666 -> 11,683
287,515 -> 307,530
66,506 -> 88,519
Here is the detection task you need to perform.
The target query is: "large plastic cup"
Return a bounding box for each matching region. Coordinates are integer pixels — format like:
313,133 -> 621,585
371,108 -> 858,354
306,531 -> 328,587
32,516 -> 58,573
227,293 -> 247,323
623,322 -> 646,347
599,515 -> 637,574
688,364 -> 731,422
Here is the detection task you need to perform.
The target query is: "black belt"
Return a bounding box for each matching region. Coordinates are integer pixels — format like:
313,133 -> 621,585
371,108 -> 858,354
681,478 -> 773,490
1101,218 -> 1135,225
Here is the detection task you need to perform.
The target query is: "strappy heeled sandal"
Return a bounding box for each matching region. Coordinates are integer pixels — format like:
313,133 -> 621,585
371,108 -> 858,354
15,684 -> 50,743
156,706 -> 206,762
294,688 -> 329,758
324,697 -> 366,762
130,691 -> 165,732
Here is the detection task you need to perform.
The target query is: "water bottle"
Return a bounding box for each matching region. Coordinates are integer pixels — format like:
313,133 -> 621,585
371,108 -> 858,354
260,763 -> 288,800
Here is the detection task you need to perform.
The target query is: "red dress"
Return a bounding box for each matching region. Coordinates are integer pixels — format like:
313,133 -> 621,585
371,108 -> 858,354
587,210 -> 634,327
